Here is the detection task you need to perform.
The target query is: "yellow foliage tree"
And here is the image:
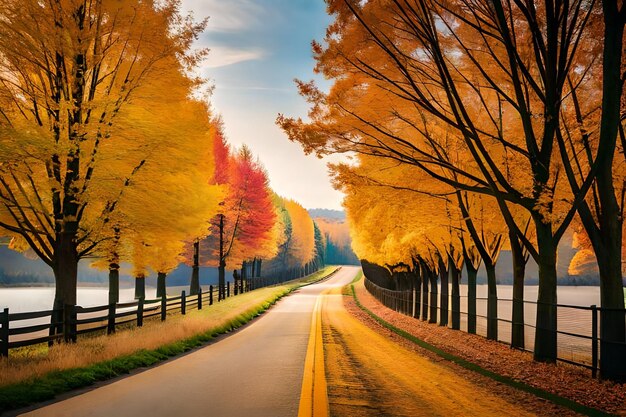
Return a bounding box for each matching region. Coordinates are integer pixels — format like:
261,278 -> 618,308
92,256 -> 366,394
0,0 -> 208,334
284,199 -> 316,268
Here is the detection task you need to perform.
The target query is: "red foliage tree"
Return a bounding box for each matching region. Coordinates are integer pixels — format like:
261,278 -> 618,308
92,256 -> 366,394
198,132 -> 277,298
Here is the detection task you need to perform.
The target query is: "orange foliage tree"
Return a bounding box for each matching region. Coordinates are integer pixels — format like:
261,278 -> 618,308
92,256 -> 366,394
279,0 -> 625,375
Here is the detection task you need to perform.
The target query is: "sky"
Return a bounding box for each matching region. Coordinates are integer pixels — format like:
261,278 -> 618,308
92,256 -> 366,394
180,0 -> 346,210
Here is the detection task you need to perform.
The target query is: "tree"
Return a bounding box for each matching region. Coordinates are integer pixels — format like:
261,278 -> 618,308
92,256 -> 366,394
0,0 -> 207,339
91,98 -> 223,301
279,0 -> 607,365
199,140 -> 277,299
554,6 -> 626,378
284,199 -> 316,274
313,221 -> 326,269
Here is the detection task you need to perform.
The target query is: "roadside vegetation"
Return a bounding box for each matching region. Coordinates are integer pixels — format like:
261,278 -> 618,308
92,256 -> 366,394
0,267 -> 337,412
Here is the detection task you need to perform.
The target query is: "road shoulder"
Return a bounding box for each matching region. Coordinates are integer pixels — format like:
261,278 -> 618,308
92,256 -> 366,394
344,277 -> 622,416
322,279 -> 593,416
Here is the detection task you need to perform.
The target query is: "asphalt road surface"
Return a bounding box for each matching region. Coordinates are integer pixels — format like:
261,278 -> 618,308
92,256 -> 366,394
20,267 -> 359,417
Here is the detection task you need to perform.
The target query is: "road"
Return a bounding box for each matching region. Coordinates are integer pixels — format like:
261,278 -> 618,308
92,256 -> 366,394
20,267 -> 359,417
322,280 -> 540,417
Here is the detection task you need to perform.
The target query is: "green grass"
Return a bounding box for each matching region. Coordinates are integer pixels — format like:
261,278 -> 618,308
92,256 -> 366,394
0,267 -> 337,413
349,282 -> 616,417
342,270 -> 363,296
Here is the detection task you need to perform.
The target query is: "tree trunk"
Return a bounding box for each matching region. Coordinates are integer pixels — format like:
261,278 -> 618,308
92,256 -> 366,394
578,193 -> 626,379
218,261 -> 226,301
466,263 -> 478,334
52,234 -> 79,340
485,263 -> 498,341
510,233 -> 526,349
421,263 -> 429,321
108,263 -> 120,305
439,263 -> 449,327
135,276 -> 146,300
594,4 -> 626,382
597,247 -> 626,381
190,240 -> 200,295
533,219 -> 558,363
219,214 -> 225,300
429,269 -> 438,324
157,272 -> 167,299
450,261 -> 461,330
414,268 -> 421,319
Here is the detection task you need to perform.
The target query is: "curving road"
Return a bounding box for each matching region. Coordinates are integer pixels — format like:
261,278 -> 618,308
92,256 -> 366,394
19,267 -> 359,417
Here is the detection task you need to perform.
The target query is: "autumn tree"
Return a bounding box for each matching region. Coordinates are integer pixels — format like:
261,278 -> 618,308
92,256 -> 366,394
0,0 -> 208,339
198,139 -> 277,299
261,195 -> 292,278
284,199 -> 316,274
261,196 -> 318,279
554,8 -> 626,378
336,157 -> 458,322
278,0 -> 619,368
89,93 -> 222,300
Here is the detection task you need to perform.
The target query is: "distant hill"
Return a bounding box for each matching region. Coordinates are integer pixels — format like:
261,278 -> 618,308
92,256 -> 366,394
308,208 -> 346,220
0,247 -> 55,285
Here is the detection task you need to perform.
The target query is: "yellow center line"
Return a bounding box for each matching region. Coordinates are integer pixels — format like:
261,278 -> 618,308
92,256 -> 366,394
298,291 -> 329,417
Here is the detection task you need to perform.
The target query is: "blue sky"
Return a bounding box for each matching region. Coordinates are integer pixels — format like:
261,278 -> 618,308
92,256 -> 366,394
180,0 -> 346,210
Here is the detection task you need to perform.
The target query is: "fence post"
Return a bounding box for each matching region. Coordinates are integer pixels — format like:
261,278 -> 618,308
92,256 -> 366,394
1,308 -> 8,357
107,303 -> 116,335
227,282 -> 230,298
137,298 -> 144,327
161,295 -> 167,321
198,289 -> 203,310
63,304 -> 77,343
181,291 -> 186,315
591,304 -> 598,378
209,285 -> 213,305
49,308 -> 62,347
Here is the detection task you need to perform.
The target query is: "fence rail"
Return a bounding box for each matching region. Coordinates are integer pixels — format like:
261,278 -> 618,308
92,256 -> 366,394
363,277 -> 625,378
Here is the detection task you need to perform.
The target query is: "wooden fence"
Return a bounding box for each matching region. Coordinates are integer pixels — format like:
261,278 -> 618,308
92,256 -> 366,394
0,266 -> 333,357
362,277 -> 624,379
0,284 -> 226,356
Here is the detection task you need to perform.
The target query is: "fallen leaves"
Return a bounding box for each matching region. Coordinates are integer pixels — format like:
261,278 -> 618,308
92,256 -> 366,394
349,280 -> 626,415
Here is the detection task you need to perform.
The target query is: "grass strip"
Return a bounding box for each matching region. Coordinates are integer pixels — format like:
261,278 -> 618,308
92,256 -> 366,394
0,269 -> 336,413
349,283 -> 615,417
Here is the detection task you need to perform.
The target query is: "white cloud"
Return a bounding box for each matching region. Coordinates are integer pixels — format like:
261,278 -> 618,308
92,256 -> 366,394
204,46 -> 265,68
180,0 -> 265,32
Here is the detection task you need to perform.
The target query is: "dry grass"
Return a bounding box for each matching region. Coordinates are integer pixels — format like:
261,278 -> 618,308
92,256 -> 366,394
0,282 -> 304,388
